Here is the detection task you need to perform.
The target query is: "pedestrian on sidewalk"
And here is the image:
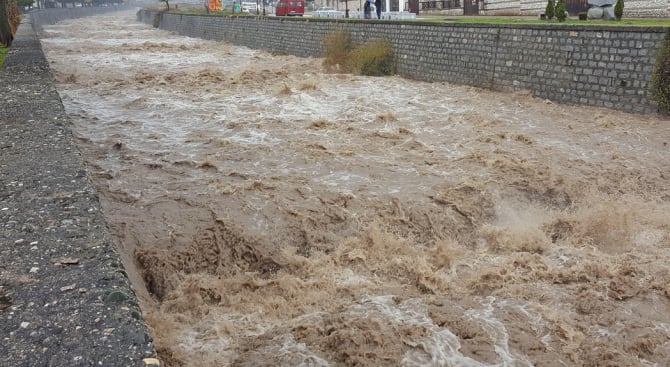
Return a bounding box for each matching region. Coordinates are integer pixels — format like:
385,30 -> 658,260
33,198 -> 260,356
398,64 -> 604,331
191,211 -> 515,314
364,0 -> 372,19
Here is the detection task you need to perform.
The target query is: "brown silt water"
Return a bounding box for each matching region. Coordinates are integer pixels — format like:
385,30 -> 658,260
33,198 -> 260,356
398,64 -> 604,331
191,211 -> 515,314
41,10 -> 670,366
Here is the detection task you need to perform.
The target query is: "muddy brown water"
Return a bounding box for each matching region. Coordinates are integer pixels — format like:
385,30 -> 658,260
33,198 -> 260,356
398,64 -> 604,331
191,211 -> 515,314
40,10 -> 670,366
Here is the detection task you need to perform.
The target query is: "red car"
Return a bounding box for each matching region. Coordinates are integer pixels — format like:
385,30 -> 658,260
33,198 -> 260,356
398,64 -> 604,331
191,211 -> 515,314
275,0 -> 304,16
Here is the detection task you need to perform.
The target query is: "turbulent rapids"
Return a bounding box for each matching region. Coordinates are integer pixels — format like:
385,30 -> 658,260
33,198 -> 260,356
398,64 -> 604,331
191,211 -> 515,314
40,10 -> 670,366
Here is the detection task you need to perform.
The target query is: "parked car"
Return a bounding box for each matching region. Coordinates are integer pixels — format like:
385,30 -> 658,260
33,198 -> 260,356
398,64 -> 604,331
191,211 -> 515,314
275,0 -> 304,15
312,6 -> 343,17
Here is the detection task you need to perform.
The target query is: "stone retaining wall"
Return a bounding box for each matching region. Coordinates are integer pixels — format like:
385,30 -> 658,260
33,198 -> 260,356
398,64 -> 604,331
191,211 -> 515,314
138,10 -> 669,114
30,4 -> 138,30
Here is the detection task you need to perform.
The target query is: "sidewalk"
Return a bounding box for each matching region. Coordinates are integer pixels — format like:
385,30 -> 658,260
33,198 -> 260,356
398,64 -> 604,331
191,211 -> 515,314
0,17 -> 155,367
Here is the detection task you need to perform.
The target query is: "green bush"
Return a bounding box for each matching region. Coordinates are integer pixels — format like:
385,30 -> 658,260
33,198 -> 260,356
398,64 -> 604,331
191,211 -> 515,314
555,0 -> 566,22
545,0 -> 555,20
614,0 -> 624,20
349,39 -> 396,76
323,29 -> 354,70
323,30 -> 396,76
652,32 -> 670,113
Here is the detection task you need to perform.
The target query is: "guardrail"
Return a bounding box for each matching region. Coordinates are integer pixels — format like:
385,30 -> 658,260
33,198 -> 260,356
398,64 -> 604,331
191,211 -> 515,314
311,10 -> 417,19
420,0 -> 461,10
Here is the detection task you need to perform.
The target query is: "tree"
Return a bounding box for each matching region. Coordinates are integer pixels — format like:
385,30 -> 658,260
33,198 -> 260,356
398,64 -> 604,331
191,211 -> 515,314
158,0 -> 170,10
614,0 -> 623,20
0,0 -> 13,48
16,0 -> 32,8
544,0 -> 554,20
555,0 -> 566,22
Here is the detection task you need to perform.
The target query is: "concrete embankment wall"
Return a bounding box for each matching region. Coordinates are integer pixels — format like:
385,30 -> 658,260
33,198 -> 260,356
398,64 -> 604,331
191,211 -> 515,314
139,10 -> 669,114
1,8 -> 155,366
30,4 -> 138,29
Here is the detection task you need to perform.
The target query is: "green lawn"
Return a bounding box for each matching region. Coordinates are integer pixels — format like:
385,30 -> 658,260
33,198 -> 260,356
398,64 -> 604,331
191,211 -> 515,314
0,46 -> 8,69
421,16 -> 670,26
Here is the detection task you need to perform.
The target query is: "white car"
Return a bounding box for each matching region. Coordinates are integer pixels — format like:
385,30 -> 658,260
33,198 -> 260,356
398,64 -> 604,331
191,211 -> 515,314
312,6 -> 340,17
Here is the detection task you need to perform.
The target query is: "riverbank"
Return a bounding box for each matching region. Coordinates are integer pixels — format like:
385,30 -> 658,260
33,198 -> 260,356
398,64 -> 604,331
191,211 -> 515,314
0,16 -> 156,366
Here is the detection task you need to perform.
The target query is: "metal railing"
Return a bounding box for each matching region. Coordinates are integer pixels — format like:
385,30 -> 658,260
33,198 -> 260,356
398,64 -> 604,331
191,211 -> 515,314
420,0 -> 461,10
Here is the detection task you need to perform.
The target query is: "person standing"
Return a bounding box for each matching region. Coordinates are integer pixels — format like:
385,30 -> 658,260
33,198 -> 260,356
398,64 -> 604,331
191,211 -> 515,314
375,0 -> 382,19
364,0 -> 372,19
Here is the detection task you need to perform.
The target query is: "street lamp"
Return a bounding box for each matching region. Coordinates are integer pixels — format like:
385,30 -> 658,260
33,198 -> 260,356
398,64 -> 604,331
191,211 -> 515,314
344,0 -> 349,17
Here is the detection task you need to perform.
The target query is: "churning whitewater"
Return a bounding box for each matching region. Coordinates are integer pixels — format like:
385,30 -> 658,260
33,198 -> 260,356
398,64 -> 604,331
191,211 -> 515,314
40,10 -> 670,367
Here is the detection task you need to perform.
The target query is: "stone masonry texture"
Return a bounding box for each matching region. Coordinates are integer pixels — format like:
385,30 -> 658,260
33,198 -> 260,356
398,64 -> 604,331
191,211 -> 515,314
137,10 -> 669,114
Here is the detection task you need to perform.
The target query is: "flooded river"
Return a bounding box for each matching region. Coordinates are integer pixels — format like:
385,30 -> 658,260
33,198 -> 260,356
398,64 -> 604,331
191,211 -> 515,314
40,10 -> 670,366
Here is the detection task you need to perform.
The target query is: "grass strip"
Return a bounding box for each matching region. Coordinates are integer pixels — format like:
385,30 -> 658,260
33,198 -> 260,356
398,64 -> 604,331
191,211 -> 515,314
0,46 -> 8,69
421,17 -> 670,26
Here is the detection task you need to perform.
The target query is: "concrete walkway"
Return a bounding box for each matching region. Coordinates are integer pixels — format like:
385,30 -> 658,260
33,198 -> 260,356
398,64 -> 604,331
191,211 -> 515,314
0,17 -> 156,367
